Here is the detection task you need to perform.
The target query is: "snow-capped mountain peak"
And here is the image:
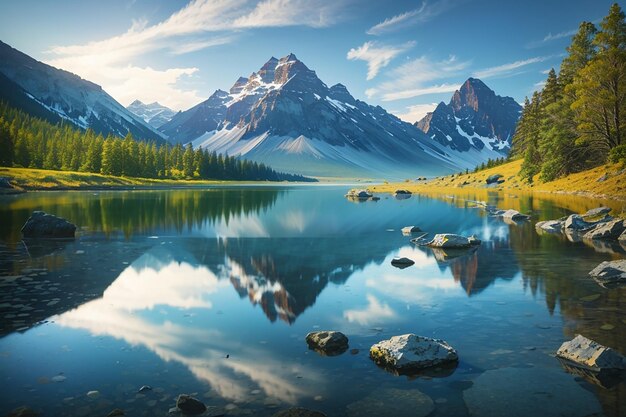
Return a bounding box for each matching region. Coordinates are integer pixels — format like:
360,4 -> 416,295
126,100 -> 176,129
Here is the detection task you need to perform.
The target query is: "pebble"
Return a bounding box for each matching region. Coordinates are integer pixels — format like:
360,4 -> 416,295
86,390 -> 100,399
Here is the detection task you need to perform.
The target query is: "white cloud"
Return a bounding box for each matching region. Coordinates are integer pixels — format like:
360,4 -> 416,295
45,0 -> 350,110
472,56 -> 552,79
347,41 -> 415,80
367,0 -> 455,35
343,294 -> 395,325
367,55 -> 469,101
392,102 -> 439,123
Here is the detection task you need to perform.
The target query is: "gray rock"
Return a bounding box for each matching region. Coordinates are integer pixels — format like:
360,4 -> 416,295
306,331 -> 348,356
0,177 -> 14,188
589,259 -> 626,288
468,235 -> 481,245
422,234 -> 471,248
583,219 -> 626,240
391,257 -> 414,268
176,394 -> 207,415
21,211 -> 76,238
271,408 -> 326,417
535,220 -> 563,233
556,334 -> 625,371
138,385 -> 152,393
394,189 -> 412,195
346,388 -> 434,417
501,209 -> 531,221
345,189 -> 372,199
370,334 -> 458,372
564,214 -> 596,231
463,367 -> 602,417
106,409 -> 125,417
583,206 -> 612,218
401,225 -> 421,235
486,174 -> 504,184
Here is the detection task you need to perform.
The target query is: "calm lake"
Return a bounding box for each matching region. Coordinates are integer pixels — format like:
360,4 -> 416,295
0,186 -> 625,417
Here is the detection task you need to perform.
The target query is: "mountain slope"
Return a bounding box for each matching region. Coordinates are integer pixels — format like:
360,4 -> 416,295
126,100 -> 176,129
0,40 -> 165,143
159,55 -> 518,178
416,78 -> 521,155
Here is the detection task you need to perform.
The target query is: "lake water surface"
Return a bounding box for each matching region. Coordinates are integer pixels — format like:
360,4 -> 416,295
0,187 -> 625,416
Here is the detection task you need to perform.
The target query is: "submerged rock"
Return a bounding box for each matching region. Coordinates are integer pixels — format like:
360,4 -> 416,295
7,407 -> 38,417
535,220 -> 564,233
501,209 -> 531,221
176,394 -> 207,415
589,259 -> 626,288
390,257 -> 414,268
583,219 -> 626,240
369,334 -> 458,372
556,334 -> 625,371
21,211 -> 76,238
346,388 -> 434,417
401,225 -> 421,235
106,409 -> 125,417
421,234 -> 471,248
306,331 -> 348,356
0,177 -> 14,189
463,367 -> 602,417
271,408 -> 326,417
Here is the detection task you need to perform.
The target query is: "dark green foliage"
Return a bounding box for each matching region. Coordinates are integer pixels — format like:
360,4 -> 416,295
511,4 -> 626,183
472,157 -> 508,173
0,101 -> 314,182
608,143 -> 626,163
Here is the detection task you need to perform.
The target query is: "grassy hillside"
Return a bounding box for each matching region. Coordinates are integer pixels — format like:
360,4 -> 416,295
371,158 -> 626,201
0,167 -> 251,191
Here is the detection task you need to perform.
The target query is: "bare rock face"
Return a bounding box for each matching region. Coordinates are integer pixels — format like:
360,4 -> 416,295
21,211 -> 76,238
369,334 -> 458,372
176,394 -> 207,415
583,219 -> 626,240
556,334 -> 625,371
306,331 -> 348,356
589,259 -> 626,287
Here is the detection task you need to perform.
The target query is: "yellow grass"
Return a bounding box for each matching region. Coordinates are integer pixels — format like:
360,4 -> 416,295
371,159 -> 626,201
0,167 -> 243,191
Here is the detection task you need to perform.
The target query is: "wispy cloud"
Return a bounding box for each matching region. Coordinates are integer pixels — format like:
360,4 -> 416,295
472,56 -> 552,79
367,0 -> 455,35
46,0 -> 350,110
347,41 -> 415,80
366,55 -> 469,101
526,28 -> 577,48
392,102 -> 439,123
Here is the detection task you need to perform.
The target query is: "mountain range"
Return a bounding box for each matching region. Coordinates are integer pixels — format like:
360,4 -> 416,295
0,40 -> 521,178
156,54 -> 520,178
0,40 -> 164,143
126,100 -> 176,128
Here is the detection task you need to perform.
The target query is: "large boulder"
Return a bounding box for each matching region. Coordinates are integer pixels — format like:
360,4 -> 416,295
272,408 -> 327,417
306,331 -> 348,356
21,211 -> 76,238
589,259 -> 626,287
502,209 -> 531,221
583,219 -> 626,240
369,334 -> 458,372
485,174 -> 504,184
176,394 -> 206,415
423,234 -> 471,248
535,220 -> 564,233
564,214 -> 596,231
556,334 -> 625,371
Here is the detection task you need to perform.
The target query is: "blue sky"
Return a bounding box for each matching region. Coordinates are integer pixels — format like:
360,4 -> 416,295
0,0 -> 620,122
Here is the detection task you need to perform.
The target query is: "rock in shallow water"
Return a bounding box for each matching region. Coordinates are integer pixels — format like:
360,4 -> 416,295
390,257 -> 414,268
589,259 -> 626,288
501,209 -> 531,221
369,334 -> 458,372
306,331 -> 349,356
583,219 -> 626,240
556,334 -> 625,371
271,407 -> 327,417
176,394 -> 207,415
422,234 -> 471,248
346,388 -> 434,417
535,220 -> 564,233
463,367 -> 602,417
401,225 -> 421,235
21,211 -> 76,238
